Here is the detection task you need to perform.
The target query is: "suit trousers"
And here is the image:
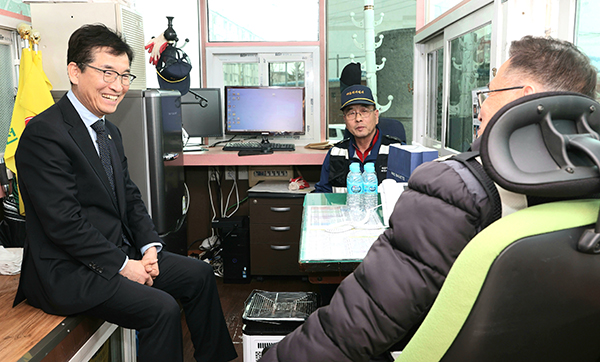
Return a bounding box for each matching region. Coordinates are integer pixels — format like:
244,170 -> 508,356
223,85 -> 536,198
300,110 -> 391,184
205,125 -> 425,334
84,251 -> 237,362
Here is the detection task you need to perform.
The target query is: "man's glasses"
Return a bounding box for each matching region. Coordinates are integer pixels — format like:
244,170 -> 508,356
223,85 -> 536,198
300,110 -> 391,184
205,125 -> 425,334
476,86 -> 524,108
83,63 -> 136,86
344,108 -> 375,120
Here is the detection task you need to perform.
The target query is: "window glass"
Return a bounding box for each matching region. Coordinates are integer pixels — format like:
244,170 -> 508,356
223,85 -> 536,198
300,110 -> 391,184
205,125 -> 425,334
222,63 -> 259,86
269,62 -> 305,87
575,0 -> 600,88
427,0 -> 462,23
208,0 -> 319,42
446,23 -> 491,152
426,47 -> 444,142
327,0 -> 416,141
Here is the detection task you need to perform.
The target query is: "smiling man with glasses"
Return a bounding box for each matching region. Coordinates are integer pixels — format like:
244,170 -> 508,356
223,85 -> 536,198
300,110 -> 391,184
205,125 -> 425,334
314,84 -> 403,193
13,24 -> 236,362
82,63 -> 137,85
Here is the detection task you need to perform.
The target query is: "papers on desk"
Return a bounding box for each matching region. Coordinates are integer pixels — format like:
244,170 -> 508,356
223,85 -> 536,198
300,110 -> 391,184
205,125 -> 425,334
301,205 -> 387,261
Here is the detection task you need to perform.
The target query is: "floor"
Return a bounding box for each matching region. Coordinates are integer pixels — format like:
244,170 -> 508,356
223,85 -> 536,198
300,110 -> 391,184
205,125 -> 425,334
181,275 -> 319,362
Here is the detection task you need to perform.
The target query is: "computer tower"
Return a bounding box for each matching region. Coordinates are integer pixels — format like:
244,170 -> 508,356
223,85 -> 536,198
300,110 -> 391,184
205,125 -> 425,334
214,216 -> 250,283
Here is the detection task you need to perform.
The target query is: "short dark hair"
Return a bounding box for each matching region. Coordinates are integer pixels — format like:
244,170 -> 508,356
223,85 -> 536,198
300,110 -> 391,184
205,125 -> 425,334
67,23 -> 134,67
507,36 -> 597,98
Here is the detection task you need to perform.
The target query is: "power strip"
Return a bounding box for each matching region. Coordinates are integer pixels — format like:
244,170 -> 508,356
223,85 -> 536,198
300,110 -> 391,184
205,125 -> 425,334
248,166 -> 293,186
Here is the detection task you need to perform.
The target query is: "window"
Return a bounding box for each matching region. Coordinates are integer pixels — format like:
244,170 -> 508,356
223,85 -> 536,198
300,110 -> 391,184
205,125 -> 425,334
206,47 -> 320,143
207,0 -> 319,42
327,0 -> 417,142
446,24 -> 491,152
426,45 -> 444,143
414,2 -> 493,154
426,0 -> 463,23
575,0 -> 600,92
203,0 -> 321,143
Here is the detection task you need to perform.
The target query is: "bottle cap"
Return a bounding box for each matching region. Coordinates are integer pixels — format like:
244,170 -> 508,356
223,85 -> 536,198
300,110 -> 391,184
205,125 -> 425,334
349,163 -> 361,172
364,163 -> 375,172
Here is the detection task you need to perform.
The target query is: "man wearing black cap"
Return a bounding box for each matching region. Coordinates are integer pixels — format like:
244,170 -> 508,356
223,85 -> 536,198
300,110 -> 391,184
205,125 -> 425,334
314,84 -> 403,193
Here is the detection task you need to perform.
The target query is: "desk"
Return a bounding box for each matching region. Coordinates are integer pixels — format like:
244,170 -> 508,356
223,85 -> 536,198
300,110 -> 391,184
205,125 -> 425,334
182,147 -> 327,246
183,146 -> 328,166
299,193 -> 387,283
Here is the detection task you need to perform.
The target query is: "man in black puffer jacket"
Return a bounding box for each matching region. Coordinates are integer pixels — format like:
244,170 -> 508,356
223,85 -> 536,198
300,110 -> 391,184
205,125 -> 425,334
260,36 -> 598,362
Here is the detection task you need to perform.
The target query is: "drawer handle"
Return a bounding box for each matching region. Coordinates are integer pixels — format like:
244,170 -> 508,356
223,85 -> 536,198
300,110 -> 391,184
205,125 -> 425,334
270,245 -> 291,251
270,226 -> 291,232
270,207 -> 291,212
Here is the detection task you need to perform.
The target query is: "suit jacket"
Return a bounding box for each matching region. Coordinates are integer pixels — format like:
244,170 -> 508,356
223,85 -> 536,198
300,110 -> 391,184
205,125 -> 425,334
13,95 -> 163,315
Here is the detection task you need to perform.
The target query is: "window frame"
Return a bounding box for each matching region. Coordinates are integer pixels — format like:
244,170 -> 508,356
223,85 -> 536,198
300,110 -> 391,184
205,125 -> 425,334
199,0 -> 325,143
205,46 -> 321,144
414,0 -> 495,155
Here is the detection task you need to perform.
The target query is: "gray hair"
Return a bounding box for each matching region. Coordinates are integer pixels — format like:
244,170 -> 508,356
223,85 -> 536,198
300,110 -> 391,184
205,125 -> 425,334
507,36 -> 597,98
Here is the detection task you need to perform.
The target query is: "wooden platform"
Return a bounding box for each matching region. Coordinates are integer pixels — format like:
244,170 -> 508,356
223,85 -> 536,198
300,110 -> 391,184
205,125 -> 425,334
0,274 -> 104,362
2,273 -> 319,362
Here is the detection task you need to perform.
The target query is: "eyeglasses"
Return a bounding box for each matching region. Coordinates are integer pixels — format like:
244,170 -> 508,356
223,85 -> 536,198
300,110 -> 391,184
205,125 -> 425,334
83,63 -> 136,86
476,86 -> 524,108
344,108 -> 375,120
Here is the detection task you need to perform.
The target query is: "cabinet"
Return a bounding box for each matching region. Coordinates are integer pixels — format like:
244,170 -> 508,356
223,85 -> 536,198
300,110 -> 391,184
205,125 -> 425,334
249,195 -> 306,276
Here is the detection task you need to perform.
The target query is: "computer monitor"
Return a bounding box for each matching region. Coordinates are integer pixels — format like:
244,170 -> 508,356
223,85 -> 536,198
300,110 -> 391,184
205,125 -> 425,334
224,86 -> 305,136
181,88 -> 223,138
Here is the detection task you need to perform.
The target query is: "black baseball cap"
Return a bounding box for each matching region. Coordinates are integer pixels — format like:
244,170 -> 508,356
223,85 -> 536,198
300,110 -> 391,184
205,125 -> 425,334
340,84 -> 376,110
340,62 -> 361,92
156,45 -> 192,96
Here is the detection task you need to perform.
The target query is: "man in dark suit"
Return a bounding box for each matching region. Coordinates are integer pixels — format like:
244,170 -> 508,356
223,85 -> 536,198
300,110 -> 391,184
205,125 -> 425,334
13,24 -> 237,362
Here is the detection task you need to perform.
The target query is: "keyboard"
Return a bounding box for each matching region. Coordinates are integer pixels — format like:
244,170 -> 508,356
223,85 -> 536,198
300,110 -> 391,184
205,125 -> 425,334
222,142 -> 295,152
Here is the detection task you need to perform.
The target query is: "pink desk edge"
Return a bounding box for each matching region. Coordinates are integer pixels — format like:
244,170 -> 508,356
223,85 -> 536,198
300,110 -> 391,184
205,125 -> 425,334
182,147 -> 328,166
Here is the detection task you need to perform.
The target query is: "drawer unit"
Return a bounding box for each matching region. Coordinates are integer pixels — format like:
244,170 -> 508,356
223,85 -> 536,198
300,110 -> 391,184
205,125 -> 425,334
249,196 -> 306,276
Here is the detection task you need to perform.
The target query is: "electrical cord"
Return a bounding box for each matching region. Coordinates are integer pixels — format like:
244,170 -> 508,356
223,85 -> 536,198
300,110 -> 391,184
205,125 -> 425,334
209,135 -> 237,148
226,196 -> 248,213
223,177 -> 239,218
202,166 -> 244,278
159,182 -> 190,238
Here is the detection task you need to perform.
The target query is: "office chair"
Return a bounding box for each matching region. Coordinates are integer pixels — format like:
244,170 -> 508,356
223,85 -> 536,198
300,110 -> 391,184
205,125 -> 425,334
344,117 -> 407,144
396,92 -> 600,362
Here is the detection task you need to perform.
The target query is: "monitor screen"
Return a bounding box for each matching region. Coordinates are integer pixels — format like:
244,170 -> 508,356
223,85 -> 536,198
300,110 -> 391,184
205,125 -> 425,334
181,88 -> 223,138
224,86 -> 305,136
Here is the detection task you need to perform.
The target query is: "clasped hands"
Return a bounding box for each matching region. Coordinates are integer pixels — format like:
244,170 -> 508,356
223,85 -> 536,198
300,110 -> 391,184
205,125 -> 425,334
120,247 -> 159,286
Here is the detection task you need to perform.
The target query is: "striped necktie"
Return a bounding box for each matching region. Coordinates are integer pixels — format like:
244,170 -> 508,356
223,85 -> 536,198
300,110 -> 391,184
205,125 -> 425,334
91,120 -> 116,199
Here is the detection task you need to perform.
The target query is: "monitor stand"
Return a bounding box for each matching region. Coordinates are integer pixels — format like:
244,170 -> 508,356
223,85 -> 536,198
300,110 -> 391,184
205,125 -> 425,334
260,135 -> 272,145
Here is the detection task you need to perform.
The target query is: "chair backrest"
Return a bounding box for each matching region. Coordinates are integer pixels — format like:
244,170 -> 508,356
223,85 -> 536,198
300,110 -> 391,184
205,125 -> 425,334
343,117 -> 406,144
397,199 -> 600,362
396,92 -> 600,362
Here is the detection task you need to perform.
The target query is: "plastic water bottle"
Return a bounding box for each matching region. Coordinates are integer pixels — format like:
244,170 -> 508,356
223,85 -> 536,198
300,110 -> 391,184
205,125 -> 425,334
363,163 -> 378,217
346,162 -> 363,221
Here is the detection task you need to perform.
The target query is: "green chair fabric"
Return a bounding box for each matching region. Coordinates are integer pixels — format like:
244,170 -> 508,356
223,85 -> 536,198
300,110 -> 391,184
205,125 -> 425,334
396,199 -> 600,362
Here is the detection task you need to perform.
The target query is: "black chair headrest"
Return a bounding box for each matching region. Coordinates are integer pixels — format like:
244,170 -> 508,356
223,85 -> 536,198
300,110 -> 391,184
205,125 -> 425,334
480,91 -> 600,198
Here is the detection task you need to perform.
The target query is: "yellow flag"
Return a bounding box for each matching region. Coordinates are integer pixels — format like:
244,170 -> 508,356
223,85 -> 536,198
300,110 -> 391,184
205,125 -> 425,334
5,46 -> 54,215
